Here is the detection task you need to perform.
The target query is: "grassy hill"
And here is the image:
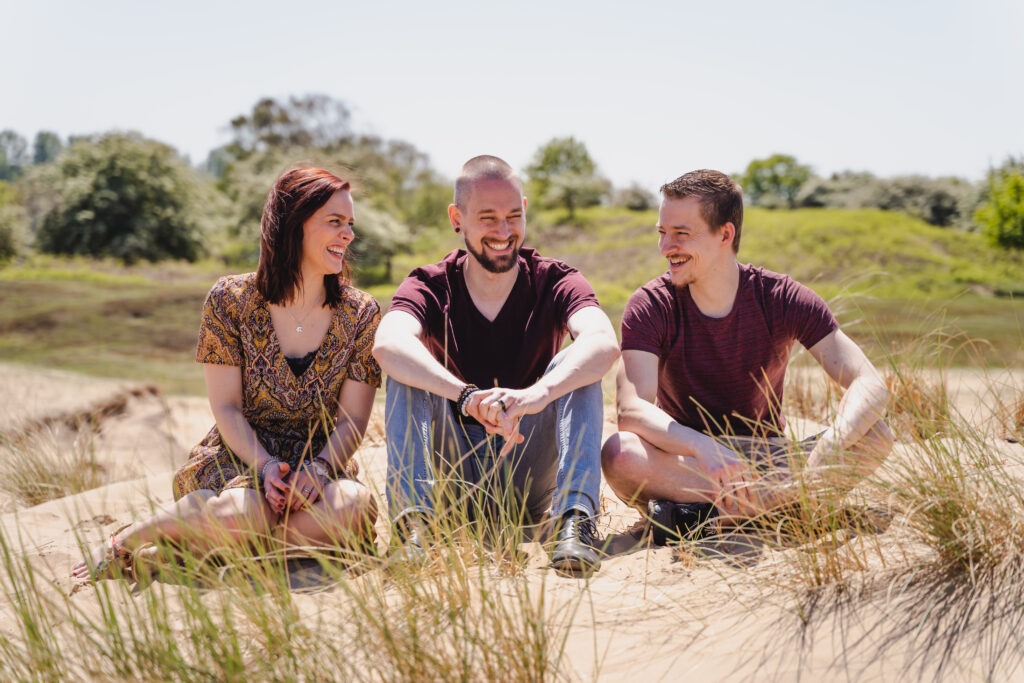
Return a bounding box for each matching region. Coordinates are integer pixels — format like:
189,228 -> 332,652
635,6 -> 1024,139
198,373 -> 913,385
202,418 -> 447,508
2,207 -> 1021,395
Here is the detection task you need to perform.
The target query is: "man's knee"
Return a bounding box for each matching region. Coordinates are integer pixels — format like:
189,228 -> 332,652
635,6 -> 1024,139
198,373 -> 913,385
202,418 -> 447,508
601,432 -> 644,484
322,480 -> 378,527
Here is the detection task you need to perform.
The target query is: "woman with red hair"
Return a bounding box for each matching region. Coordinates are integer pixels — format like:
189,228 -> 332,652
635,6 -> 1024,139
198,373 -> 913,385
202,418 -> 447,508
73,166 -> 381,584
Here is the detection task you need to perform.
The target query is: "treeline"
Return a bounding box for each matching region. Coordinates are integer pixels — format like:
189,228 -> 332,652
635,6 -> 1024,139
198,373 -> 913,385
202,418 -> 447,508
0,95 -> 459,282
1,97 -> 1022,278
736,153 -> 1024,249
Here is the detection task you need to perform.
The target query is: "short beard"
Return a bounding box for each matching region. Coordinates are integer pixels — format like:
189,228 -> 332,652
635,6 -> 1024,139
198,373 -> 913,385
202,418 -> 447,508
465,239 -> 519,274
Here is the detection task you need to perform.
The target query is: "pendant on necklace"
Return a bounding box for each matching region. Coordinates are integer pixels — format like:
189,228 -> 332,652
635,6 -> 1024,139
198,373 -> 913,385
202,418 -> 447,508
296,325 -> 304,333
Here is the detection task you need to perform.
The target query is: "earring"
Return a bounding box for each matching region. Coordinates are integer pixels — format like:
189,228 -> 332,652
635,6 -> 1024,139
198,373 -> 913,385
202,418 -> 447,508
454,226 -> 461,233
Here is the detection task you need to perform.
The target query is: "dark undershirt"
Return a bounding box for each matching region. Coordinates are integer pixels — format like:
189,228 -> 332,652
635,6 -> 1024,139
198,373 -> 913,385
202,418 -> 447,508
284,350 -> 316,377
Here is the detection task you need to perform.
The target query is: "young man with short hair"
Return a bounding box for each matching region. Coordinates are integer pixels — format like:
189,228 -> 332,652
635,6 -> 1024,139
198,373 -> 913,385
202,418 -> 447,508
602,169 -> 893,538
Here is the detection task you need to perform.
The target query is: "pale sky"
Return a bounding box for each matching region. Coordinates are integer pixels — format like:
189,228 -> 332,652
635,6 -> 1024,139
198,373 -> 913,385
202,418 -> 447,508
4,0 -> 1022,192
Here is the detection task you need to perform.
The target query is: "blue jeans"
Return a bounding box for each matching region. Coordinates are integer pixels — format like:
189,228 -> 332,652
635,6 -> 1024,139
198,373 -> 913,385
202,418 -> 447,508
385,350 -> 603,526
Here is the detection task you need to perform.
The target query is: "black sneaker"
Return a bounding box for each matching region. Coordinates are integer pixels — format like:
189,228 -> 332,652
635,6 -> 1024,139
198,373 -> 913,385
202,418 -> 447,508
550,511 -> 602,575
646,499 -> 718,545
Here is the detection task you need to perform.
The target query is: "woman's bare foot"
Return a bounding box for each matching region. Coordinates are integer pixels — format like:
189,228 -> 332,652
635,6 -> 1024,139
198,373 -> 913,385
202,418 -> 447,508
71,528 -> 132,582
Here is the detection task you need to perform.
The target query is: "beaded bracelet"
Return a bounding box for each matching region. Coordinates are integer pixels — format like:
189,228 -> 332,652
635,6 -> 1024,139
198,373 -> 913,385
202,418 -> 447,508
456,383 -> 480,416
261,458 -> 282,487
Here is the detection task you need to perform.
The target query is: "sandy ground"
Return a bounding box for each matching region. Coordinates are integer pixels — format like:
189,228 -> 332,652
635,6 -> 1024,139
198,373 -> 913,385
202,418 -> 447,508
2,362 -> 1023,681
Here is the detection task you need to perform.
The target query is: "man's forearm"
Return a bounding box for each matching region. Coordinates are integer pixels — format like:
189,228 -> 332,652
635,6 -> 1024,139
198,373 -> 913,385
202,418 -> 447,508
823,374 -> 890,450
532,332 -> 619,404
373,336 -> 466,402
617,399 -> 718,462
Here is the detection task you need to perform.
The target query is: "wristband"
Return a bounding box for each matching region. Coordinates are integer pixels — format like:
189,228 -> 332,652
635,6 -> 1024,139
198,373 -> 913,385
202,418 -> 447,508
456,384 -> 480,417
261,458 -> 282,487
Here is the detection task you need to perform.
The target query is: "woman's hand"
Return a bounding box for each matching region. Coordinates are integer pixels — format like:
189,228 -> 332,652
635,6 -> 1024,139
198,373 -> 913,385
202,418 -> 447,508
285,467 -> 324,512
263,461 -> 293,515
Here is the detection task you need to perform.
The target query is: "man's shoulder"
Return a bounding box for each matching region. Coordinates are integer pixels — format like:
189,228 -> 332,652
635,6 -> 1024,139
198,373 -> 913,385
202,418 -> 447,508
740,263 -> 836,339
519,248 -> 579,278
629,272 -> 674,302
392,251 -> 464,301
622,273 -> 674,328
739,263 -> 808,298
741,263 -> 790,285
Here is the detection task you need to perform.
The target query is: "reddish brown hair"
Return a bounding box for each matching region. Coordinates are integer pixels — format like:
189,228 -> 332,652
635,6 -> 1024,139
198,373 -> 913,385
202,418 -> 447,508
256,167 -> 351,306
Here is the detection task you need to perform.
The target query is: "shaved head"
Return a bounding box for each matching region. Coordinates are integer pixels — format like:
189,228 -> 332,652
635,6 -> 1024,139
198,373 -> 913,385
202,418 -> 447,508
453,155 -> 522,208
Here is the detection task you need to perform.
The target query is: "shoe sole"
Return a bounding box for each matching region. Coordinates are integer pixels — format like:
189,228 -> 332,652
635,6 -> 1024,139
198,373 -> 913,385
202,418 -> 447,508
550,552 -> 601,576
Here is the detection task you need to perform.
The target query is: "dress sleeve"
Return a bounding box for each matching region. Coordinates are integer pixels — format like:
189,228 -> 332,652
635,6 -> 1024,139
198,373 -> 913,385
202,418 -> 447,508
345,298 -> 383,387
195,278 -> 243,366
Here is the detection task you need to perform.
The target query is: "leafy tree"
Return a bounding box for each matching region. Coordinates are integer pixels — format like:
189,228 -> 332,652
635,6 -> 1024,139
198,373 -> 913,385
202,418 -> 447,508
740,154 -> 812,209
216,141 -> 445,280
796,170 -> 879,209
0,130 -> 29,181
36,132 -> 210,263
32,131 -> 63,165
975,159 -> 1024,250
224,94 -> 353,161
525,137 -> 610,219
211,94 -> 455,280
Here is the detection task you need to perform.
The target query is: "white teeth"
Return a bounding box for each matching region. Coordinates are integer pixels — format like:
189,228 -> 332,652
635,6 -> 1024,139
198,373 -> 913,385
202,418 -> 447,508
485,239 -> 512,250
327,247 -> 345,256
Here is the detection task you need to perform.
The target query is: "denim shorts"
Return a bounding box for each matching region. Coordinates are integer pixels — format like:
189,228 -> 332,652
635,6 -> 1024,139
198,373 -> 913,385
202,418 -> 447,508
714,432 -> 824,473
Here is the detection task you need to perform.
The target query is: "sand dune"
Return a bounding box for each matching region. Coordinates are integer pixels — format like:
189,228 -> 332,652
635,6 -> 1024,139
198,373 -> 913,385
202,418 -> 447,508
2,362 -> 1023,680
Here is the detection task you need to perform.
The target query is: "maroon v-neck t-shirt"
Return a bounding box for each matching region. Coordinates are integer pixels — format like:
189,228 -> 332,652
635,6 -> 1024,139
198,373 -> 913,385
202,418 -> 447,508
388,248 -> 599,389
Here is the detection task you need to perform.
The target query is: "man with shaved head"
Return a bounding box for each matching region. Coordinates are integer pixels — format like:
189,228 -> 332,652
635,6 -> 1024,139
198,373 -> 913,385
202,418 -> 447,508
373,155 -> 618,574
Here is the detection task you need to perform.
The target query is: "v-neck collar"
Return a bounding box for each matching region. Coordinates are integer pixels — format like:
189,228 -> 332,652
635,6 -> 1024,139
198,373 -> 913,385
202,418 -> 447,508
455,252 -> 529,326
260,294 -> 335,386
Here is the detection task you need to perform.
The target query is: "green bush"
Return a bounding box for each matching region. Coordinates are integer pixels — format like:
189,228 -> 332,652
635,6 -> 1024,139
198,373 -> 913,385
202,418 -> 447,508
975,160 -> 1024,250
35,133 -> 212,263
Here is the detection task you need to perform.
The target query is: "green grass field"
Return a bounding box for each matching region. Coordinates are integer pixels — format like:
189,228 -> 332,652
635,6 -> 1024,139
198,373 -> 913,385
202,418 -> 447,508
2,207 -> 1021,396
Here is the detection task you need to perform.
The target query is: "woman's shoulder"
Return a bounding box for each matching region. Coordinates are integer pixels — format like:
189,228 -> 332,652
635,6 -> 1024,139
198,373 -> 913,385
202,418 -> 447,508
207,272 -> 258,302
337,285 -> 381,315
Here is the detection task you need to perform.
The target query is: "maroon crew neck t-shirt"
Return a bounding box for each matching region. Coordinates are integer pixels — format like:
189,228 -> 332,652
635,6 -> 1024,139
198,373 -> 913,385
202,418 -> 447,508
621,264 -> 838,437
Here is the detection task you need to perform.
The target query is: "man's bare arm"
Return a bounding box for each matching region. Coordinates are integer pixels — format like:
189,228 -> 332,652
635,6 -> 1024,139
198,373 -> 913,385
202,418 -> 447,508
615,349 -> 746,483
474,306 -> 619,418
805,329 -> 890,468
371,310 -> 466,403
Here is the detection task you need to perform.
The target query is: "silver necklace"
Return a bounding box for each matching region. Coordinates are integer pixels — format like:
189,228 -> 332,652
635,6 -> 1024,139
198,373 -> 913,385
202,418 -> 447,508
282,296 -> 322,334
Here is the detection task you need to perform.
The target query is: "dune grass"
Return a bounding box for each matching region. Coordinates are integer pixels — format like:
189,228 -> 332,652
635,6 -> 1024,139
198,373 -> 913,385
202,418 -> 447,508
0,344 -> 1021,679
0,462 -> 586,682
0,424 -> 107,507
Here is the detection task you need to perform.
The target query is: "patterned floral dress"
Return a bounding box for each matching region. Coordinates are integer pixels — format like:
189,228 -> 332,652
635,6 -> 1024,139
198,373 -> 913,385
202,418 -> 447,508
172,273 -> 382,500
